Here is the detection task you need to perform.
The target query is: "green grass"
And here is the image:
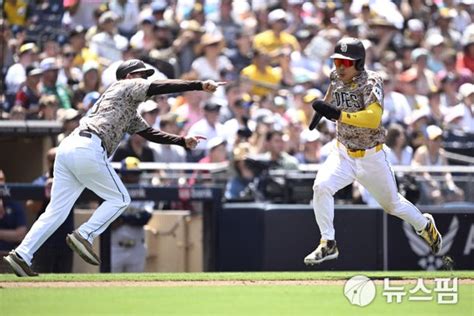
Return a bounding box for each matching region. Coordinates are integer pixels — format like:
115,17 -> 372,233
0,270 -> 473,282
0,272 -> 473,316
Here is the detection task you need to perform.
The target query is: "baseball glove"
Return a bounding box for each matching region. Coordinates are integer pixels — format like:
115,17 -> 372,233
312,100 -> 341,121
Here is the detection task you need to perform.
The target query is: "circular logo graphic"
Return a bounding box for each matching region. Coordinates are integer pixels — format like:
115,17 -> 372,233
344,275 -> 376,307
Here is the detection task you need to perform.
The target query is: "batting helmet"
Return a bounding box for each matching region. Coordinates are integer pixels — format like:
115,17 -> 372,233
330,37 -> 366,71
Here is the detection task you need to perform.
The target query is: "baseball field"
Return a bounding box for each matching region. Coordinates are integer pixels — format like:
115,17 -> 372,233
0,271 -> 473,315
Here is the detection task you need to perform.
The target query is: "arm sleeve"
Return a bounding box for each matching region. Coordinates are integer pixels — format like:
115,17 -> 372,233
146,79 -> 203,97
340,102 -> 383,129
136,127 -> 186,147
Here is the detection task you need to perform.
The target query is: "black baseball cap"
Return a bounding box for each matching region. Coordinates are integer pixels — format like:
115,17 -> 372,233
330,37 -> 365,60
116,59 -> 155,80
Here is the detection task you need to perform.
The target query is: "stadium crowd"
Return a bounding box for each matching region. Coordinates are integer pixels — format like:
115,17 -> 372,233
0,0 -> 473,204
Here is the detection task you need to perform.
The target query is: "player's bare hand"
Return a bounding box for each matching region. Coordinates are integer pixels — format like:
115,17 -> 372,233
184,135 -> 207,149
202,80 -> 226,93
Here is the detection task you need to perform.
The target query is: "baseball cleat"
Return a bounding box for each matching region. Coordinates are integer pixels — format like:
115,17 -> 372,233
304,240 -> 339,265
418,213 -> 442,255
3,250 -> 38,277
66,231 -> 101,266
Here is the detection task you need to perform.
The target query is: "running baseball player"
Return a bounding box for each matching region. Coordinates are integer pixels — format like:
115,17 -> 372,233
304,38 -> 442,265
3,59 -> 224,276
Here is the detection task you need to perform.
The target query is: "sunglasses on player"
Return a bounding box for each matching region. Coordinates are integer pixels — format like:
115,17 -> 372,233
333,59 -> 355,68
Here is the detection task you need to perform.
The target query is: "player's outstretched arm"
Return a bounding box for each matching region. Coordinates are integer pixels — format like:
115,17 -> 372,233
146,79 -> 226,96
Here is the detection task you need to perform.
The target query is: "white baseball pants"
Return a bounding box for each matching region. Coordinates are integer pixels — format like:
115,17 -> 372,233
313,142 -> 428,241
16,131 -> 130,265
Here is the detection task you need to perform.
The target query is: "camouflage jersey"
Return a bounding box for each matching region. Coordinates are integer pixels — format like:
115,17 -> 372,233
329,69 -> 386,150
79,78 -> 151,156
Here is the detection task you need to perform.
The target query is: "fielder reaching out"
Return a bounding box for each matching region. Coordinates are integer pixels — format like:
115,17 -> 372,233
4,59 -> 224,276
304,38 -> 442,265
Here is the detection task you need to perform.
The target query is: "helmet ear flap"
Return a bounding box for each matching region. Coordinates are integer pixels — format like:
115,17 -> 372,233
355,59 -> 365,71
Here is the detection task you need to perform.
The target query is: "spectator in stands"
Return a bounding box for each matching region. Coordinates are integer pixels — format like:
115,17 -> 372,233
296,89 -> 323,129
5,43 -> 38,110
262,130 -> 299,170
108,0 -> 140,39
187,101 -> 226,161
438,49 -> 472,88
191,33 -> 233,83
73,61 -> 101,109
215,0 -> 241,50
240,49 -> 282,97
449,83 -> 474,133
396,69 -> 429,110
0,169 -> 27,272
457,32 -> 474,74
174,88 -> 206,134
69,25 -> 99,69
8,104 -> 26,120
149,113 -> 186,164
382,72 -> 412,126
40,58 -> 72,109
403,48 -> 437,97
412,125 -> 464,204
28,173 -> 73,273
130,16 -> 156,52
295,129 -> 323,164
57,108 -> 82,143
199,137 -> 228,164
58,44 -> 82,90
0,18 -> 15,86
426,89 -> 447,127
3,0 -> 29,27
173,20 -> 205,75
253,9 -> 300,56
138,100 -> 159,127
425,33 -> 446,74
426,8 -> 461,50
64,0 -> 103,30
37,95 -> 59,121
222,96 -> 251,150
385,123 -> 413,166
225,31 -> 253,80
438,72 -> 461,108
89,11 -> 128,64
15,64 -> 43,119
406,109 -> 430,151
25,0 -> 65,45
225,142 -> 255,201
111,157 -> 152,272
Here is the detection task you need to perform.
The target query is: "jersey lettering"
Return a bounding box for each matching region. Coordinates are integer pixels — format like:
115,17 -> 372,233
334,91 -> 360,109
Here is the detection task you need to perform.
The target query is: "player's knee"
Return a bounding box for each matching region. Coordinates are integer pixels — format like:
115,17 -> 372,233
381,201 -> 398,215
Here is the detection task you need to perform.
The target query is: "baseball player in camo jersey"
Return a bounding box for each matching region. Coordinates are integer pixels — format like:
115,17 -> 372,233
3,59 -> 224,276
304,38 -> 442,265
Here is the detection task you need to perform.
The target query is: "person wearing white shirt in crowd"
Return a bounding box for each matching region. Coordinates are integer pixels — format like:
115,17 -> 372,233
5,43 -> 38,109
89,11 -> 128,64
187,102 -> 226,161
381,72 -> 412,126
449,83 -> 474,133
108,0 -> 140,38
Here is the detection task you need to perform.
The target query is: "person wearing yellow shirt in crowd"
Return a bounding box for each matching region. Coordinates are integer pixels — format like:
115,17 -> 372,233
240,49 -> 281,97
69,26 -> 100,69
253,9 -> 300,56
3,0 -> 28,26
